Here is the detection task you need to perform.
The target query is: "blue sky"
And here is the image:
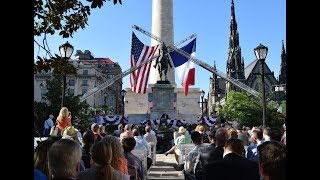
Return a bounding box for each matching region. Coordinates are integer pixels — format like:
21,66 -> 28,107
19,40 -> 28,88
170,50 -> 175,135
34,0 -> 286,96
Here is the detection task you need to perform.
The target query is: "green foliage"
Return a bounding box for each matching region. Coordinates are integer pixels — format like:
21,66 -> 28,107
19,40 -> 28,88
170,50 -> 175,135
34,0 -> 122,74
222,91 -> 279,127
280,100 -> 286,115
34,0 -> 122,39
35,76 -> 91,131
34,55 -> 77,74
34,101 -> 51,133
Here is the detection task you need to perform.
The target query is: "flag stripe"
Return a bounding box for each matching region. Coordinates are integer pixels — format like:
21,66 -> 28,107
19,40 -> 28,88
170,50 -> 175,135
130,32 -> 158,94
170,38 -> 197,96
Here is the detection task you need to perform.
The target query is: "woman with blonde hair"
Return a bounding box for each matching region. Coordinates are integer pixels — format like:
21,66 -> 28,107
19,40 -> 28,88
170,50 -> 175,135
103,135 -> 129,175
56,107 -> 72,135
77,141 -> 129,180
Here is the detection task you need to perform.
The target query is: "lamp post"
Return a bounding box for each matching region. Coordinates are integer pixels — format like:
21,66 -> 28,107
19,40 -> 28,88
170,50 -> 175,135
254,43 -> 268,129
218,93 -> 221,106
120,89 -> 127,116
200,90 -> 205,117
104,92 -> 107,106
59,41 -> 74,108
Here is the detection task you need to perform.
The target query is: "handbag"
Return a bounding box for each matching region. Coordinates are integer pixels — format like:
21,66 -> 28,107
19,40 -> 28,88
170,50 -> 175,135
50,121 -> 60,136
50,126 -> 59,136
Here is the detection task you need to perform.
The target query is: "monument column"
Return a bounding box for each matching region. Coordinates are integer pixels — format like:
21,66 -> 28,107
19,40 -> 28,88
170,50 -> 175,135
149,0 -> 175,85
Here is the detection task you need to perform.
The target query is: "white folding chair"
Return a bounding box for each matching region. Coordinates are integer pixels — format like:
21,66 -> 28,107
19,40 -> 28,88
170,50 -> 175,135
132,149 -> 148,180
148,142 -> 156,166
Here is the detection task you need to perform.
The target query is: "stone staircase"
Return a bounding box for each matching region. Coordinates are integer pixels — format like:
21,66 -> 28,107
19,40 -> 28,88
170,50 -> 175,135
147,154 -> 184,180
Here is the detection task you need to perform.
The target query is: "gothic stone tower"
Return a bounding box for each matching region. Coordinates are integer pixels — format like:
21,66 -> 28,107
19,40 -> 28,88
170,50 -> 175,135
279,40 -> 286,86
208,62 -> 220,115
226,0 -> 245,96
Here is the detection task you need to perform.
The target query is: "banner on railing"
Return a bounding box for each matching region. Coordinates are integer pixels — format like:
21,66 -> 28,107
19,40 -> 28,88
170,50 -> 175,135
141,119 -> 187,127
197,116 -> 217,126
103,115 -> 128,125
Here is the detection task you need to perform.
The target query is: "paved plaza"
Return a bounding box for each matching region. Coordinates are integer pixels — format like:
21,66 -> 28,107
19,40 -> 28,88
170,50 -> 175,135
148,154 -> 184,180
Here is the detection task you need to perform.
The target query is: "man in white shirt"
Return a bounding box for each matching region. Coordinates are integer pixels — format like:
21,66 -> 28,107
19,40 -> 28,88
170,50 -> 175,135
133,128 -> 153,169
43,114 -> 54,137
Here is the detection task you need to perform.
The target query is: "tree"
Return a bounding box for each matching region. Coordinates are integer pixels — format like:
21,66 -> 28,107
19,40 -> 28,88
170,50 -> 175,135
34,0 -> 123,73
35,76 -> 91,130
34,0 -> 122,59
279,100 -> 286,115
221,91 -> 279,127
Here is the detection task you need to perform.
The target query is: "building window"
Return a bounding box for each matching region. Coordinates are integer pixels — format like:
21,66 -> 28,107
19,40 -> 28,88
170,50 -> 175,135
83,70 -> 88,75
68,89 -> 75,96
69,79 -> 75,86
81,80 -> 89,86
107,74 -> 115,78
82,89 -> 87,95
41,88 -> 47,95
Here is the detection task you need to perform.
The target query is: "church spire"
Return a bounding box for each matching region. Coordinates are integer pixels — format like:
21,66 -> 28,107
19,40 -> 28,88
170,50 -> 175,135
279,40 -> 286,85
281,40 -> 286,54
226,0 -> 245,93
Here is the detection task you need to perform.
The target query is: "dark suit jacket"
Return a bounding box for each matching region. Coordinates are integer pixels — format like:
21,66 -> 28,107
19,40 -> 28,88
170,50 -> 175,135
202,153 -> 260,180
200,145 -> 223,166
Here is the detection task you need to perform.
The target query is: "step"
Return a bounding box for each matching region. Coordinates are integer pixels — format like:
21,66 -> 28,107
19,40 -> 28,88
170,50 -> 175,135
147,154 -> 184,180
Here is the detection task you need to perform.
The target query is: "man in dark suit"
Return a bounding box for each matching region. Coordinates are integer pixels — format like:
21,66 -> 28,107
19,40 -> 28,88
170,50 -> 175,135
199,127 -> 229,166
202,138 -> 260,180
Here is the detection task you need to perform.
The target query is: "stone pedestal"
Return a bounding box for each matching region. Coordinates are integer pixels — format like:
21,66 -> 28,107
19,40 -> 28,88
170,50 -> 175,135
150,83 -> 176,120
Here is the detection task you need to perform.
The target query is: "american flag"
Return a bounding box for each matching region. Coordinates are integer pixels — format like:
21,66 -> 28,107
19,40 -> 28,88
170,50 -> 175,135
130,32 -> 159,94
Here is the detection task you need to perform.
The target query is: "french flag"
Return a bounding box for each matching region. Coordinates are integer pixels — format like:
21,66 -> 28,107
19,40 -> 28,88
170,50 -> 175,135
170,38 -> 196,96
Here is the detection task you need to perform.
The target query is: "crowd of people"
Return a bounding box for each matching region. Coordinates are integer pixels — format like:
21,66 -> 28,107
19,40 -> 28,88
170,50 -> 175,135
34,106 -> 286,180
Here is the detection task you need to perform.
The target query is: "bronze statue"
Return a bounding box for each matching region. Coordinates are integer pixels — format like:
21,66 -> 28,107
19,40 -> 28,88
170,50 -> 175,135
153,42 -> 173,81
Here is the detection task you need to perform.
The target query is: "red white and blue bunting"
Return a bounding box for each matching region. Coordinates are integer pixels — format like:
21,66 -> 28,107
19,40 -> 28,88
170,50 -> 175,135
197,116 -> 217,126
141,119 -> 187,127
103,115 -> 128,125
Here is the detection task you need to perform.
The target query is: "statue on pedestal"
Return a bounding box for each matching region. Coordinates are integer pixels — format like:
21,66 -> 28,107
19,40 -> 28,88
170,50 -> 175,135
153,43 -> 173,81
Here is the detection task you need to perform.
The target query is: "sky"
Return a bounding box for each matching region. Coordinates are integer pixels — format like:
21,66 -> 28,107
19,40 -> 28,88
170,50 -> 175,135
34,0 -> 286,96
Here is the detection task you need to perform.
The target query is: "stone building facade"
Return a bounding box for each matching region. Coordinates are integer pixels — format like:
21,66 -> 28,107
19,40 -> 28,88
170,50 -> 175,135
34,50 -> 124,115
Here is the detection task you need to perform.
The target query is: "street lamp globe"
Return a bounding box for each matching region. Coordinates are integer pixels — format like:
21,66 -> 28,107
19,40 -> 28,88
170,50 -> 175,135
59,41 -> 74,58
200,90 -> 205,99
121,89 -> 127,97
254,43 -> 268,61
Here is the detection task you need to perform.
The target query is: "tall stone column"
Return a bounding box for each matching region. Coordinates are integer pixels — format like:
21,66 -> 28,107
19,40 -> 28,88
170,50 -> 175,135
149,0 -> 175,85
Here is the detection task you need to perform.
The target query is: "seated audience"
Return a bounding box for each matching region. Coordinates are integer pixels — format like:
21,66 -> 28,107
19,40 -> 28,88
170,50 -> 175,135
48,139 -> 82,180
120,124 -> 134,140
122,137 -> 144,180
183,131 -> 212,179
132,128 -> 153,169
34,139 -> 56,180
143,125 -> 157,149
246,128 -> 263,161
199,127 -> 230,167
103,135 -> 128,174
81,129 -> 95,169
62,125 -> 82,145
202,138 -> 260,180
91,123 -> 104,143
164,126 -> 191,164
257,141 -> 286,180
195,124 -> 210,143
113,124 -> 124,137
77,141 -> 130,180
